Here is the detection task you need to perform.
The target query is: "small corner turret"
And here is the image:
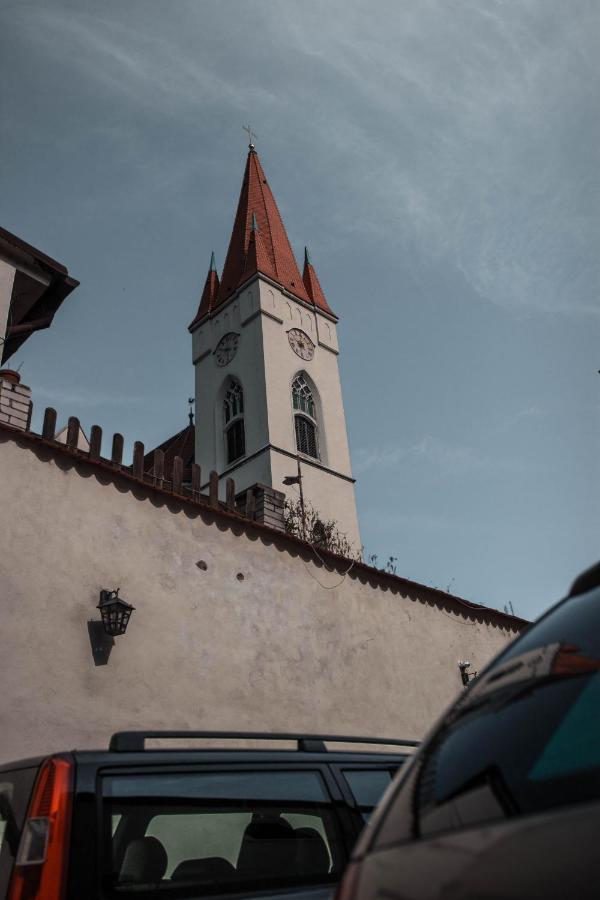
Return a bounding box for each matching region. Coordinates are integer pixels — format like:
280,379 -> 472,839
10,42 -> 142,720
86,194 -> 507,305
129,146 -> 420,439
189,252 -> 220,332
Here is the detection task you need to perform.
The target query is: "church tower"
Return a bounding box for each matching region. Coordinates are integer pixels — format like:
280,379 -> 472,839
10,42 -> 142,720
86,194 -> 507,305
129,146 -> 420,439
189,142 -> 360,550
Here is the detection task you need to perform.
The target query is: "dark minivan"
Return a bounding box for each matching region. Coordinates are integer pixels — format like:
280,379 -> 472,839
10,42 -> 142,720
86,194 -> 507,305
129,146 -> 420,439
0,731 -> 416,900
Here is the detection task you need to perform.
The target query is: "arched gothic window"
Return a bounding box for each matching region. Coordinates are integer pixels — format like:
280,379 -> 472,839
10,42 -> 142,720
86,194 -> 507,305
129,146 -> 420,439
292,374 -> 319,459
224,381 -> 245,464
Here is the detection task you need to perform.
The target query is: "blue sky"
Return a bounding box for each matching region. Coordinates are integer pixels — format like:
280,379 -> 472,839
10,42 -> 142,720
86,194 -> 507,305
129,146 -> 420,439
1,0 -> 598,619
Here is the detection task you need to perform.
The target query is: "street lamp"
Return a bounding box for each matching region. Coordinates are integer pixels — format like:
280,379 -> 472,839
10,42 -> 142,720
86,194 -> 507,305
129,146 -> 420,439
97,589 -> 135,637
458,660 -> 477,686
283,455 -> 306,540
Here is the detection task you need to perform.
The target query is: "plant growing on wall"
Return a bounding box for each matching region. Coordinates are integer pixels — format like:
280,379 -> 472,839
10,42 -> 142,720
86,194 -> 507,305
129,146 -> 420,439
284,497 -> 358,559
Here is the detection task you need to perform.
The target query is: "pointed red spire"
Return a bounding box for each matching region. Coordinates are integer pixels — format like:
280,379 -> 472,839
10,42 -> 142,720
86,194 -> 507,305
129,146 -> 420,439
216,149 -> 310,305
302,247 -> 336,318
189,252 -> 219,331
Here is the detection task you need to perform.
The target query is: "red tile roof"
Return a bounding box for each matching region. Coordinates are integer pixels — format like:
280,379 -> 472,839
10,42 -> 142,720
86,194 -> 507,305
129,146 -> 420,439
216,149 -> 311,307
189,252 -> 220,331
302,247 -> 336,318
144,423 -> 195,482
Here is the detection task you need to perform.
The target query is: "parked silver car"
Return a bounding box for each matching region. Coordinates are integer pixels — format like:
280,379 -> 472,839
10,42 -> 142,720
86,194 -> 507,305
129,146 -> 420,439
338,561 -> 600,900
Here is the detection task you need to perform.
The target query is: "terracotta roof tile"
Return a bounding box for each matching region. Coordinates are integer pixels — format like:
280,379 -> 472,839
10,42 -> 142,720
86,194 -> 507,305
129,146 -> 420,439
144,423 -> 195,482
217,149 -> 310,306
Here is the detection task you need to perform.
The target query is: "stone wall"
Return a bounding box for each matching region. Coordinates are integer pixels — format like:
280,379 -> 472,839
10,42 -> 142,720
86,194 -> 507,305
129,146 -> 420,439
0,422 -> 524,763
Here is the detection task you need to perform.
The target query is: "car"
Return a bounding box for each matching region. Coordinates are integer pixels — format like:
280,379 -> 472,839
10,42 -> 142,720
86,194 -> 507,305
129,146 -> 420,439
338,561 -> 600,900
0,730 -> 417,900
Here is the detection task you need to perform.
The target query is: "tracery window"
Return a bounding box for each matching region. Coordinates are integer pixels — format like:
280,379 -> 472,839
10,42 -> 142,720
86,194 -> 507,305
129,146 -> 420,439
224,381 -> 245,464
292,374 -> 316,418
292,374 -> 319,460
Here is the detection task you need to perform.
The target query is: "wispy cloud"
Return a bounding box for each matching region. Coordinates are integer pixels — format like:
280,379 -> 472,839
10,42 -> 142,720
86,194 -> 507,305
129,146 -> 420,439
272,1 -> 600,317
355,435 -> 489,476
492,405 -> 545,435
34,386 -> 148,409
355,432 -> 541,477
4,0 -> 597,319
7,7 -> 264,114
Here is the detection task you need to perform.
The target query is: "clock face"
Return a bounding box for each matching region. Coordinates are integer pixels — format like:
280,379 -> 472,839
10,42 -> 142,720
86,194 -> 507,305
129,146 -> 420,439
288,328 -> 315,361
214,332 -> 239,367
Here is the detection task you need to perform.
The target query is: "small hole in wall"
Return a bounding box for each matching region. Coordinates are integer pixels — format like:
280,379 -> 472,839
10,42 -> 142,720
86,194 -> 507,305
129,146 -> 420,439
196,560 -> 208,571
236,572 -> 245,581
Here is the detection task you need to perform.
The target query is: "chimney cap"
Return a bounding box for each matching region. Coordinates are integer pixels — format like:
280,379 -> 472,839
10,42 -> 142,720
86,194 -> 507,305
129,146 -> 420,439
0,369 -> 21,384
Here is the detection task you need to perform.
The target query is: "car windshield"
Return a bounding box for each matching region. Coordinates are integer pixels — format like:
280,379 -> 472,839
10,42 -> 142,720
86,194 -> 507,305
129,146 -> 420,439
415,585 -> 600,838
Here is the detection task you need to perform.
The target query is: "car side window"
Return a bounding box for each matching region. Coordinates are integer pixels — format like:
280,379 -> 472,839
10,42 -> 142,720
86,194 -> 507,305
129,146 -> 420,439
101,769 -> 344,896
0,768 -> 37,898
341,769 -> 396,822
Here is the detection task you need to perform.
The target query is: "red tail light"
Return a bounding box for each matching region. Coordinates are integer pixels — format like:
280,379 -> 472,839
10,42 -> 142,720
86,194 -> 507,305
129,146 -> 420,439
8,755 -> 74,900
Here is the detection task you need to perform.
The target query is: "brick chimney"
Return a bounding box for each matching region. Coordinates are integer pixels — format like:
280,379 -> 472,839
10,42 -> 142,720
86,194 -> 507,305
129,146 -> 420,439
236,483 -> 286,532
0,370 -> 32,431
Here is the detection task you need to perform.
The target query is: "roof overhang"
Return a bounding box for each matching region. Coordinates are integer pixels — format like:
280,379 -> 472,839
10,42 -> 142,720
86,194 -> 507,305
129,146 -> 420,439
0,226 -> 79,364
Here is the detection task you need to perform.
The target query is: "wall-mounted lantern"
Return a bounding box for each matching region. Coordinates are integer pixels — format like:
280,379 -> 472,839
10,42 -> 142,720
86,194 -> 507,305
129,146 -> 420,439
458,660 -> 477,686
97,589 -> 135,637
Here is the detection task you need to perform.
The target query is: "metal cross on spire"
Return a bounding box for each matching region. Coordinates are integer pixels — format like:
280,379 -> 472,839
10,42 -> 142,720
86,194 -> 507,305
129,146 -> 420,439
243,124 -> 257,150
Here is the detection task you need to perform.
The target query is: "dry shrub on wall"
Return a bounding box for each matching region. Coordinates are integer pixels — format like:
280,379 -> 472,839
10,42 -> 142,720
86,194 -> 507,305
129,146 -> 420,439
284,497 -> 359,560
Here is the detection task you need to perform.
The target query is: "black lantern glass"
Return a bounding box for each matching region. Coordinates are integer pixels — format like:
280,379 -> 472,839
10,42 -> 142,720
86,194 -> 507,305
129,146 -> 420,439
97,589 -> 135,636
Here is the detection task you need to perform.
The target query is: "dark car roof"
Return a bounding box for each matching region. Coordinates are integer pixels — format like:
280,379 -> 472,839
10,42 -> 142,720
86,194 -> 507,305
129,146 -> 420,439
0,732 -> 417,772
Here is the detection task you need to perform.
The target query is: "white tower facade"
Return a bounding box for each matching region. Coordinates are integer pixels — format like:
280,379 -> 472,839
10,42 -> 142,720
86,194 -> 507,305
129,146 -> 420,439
190,148 -> 360,551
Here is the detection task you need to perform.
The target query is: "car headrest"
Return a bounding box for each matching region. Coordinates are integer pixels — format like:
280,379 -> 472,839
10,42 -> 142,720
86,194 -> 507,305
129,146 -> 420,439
295,827 -> 330,876
237,817 -> 297,877
171,856 -> 236,882
119,836 -> 168,884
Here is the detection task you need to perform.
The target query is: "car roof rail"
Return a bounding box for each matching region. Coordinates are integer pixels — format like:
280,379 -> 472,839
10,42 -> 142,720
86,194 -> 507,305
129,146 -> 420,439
109,731 -> 420,753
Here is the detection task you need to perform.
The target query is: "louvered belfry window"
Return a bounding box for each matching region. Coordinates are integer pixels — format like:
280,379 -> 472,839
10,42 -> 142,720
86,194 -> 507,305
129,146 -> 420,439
226,418 -> 245,464
224,381 -> 245,464
295,415 -> 318,459
292,375 -> 319,459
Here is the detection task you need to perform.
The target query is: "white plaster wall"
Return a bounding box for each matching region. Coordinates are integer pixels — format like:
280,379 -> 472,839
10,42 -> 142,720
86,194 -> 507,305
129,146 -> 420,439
0,437 -> 518,763
0,259 -> 16,347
